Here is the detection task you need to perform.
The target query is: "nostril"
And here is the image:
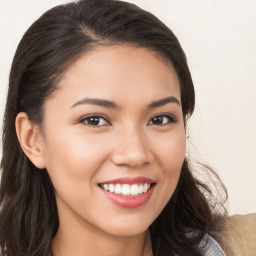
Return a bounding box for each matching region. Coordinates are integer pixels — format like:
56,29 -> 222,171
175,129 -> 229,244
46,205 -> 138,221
111,151 -> 151,168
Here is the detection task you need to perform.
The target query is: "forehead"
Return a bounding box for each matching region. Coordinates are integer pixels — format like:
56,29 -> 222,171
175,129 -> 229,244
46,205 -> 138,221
52,45 -> 181,106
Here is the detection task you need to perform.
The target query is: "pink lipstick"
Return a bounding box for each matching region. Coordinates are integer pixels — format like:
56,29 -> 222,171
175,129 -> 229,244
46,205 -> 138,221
98,176 -> 156,208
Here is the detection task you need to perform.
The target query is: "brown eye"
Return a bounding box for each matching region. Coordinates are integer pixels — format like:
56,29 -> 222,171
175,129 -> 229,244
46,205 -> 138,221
81,115 -> 109,126
87,117 -> 100,125
148,115 -> 176,126
152,116 -> 164,125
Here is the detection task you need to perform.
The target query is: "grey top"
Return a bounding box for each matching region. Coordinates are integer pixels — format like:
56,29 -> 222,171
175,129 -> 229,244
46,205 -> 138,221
183,231 -> 226,256
199,234 -> 226,256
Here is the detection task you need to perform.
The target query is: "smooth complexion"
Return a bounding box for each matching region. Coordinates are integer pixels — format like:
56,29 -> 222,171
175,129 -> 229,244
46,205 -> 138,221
16,45 -> 186,256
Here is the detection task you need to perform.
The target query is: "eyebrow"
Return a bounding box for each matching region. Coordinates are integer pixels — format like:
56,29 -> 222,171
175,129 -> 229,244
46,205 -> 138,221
71,96 -> 180,109
147,96 -> 180,109
71,98 -> 119,109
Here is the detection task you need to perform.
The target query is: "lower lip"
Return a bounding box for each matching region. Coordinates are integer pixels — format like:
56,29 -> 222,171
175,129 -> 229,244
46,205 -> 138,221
100,185 -> 155,209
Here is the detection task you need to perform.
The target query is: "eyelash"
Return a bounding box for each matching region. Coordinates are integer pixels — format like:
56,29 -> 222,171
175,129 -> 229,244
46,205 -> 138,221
148,114 -> 177,126
79,114 -> 177,127
79,115 -> 110,127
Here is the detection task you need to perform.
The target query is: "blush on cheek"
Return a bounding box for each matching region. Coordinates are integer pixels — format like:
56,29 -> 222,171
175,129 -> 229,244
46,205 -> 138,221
162,144 -> 185,170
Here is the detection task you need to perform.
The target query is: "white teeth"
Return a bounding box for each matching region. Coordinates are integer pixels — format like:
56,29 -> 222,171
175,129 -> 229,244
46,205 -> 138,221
109,184 -> 115,193
101,183 -> 152,196
138,184 -> 144,194
115,184 -> 122,194
131,184 -> 139,196
122,184 -> 130,196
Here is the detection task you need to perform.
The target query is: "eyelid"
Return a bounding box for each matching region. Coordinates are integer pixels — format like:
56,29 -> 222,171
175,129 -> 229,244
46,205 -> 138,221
79,114 -> 111,126
148,113 -> 177,125
78,113 -> 177,127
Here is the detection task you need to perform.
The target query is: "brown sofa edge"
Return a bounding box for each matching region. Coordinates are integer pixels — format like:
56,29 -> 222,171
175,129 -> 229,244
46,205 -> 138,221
219,213 -> 256,256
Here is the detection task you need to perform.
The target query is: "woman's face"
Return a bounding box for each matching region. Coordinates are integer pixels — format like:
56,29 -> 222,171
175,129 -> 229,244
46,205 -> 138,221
40,45 -> 185,237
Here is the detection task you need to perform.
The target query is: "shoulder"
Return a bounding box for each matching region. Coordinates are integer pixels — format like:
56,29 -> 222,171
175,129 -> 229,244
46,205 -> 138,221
199,233 -> 226,256
185,230 -> 226,256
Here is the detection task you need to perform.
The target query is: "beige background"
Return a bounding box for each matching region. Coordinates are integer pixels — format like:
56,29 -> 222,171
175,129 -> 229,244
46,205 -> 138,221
0,0 -> 255,215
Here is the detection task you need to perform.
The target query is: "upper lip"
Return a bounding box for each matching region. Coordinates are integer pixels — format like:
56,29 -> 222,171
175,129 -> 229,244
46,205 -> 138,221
99,176 -> 156,185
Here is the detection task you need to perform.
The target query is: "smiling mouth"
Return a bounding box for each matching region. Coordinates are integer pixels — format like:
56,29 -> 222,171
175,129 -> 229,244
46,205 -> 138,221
99,183 -> 155,196
98,177 -> 156,208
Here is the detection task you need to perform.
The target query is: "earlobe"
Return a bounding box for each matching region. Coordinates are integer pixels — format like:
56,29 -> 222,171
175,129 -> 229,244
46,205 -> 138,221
15,112 -> 46,169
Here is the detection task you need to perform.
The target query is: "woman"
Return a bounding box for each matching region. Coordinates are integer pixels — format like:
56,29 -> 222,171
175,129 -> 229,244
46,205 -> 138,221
0,0 -> 227,255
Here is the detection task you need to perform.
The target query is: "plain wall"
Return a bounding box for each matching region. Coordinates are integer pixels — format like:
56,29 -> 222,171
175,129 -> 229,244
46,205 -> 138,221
0,0 -> 255,215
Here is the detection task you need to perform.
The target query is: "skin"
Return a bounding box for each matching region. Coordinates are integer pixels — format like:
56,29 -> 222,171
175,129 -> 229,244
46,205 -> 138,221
16,45 -> 186,256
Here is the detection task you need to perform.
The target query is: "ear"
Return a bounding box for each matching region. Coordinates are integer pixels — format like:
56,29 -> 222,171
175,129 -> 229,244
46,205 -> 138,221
15,112 -> 46,169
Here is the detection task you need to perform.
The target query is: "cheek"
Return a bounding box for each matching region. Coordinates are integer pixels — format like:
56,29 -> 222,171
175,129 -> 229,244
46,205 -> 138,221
154,129 -> 185,202
157,129 -> 186,172
42,129 -> 110,194
42,134 -> 109,219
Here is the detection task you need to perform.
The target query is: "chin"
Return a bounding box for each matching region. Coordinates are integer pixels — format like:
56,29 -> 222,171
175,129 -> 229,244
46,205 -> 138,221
98,214 -> 154,237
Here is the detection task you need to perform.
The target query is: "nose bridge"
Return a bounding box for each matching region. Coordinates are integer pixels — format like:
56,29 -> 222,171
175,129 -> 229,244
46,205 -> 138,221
111,123 -> 150,167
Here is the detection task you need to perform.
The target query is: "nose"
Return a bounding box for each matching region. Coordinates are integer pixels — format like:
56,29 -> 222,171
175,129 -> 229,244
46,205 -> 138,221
111,126 -> 151,168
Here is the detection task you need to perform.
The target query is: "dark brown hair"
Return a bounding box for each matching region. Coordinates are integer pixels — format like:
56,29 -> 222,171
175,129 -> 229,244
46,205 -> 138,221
0,0 -> 227,255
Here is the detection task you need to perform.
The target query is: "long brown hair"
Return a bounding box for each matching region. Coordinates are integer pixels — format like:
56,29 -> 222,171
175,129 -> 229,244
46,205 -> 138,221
0,0 -> 227,255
